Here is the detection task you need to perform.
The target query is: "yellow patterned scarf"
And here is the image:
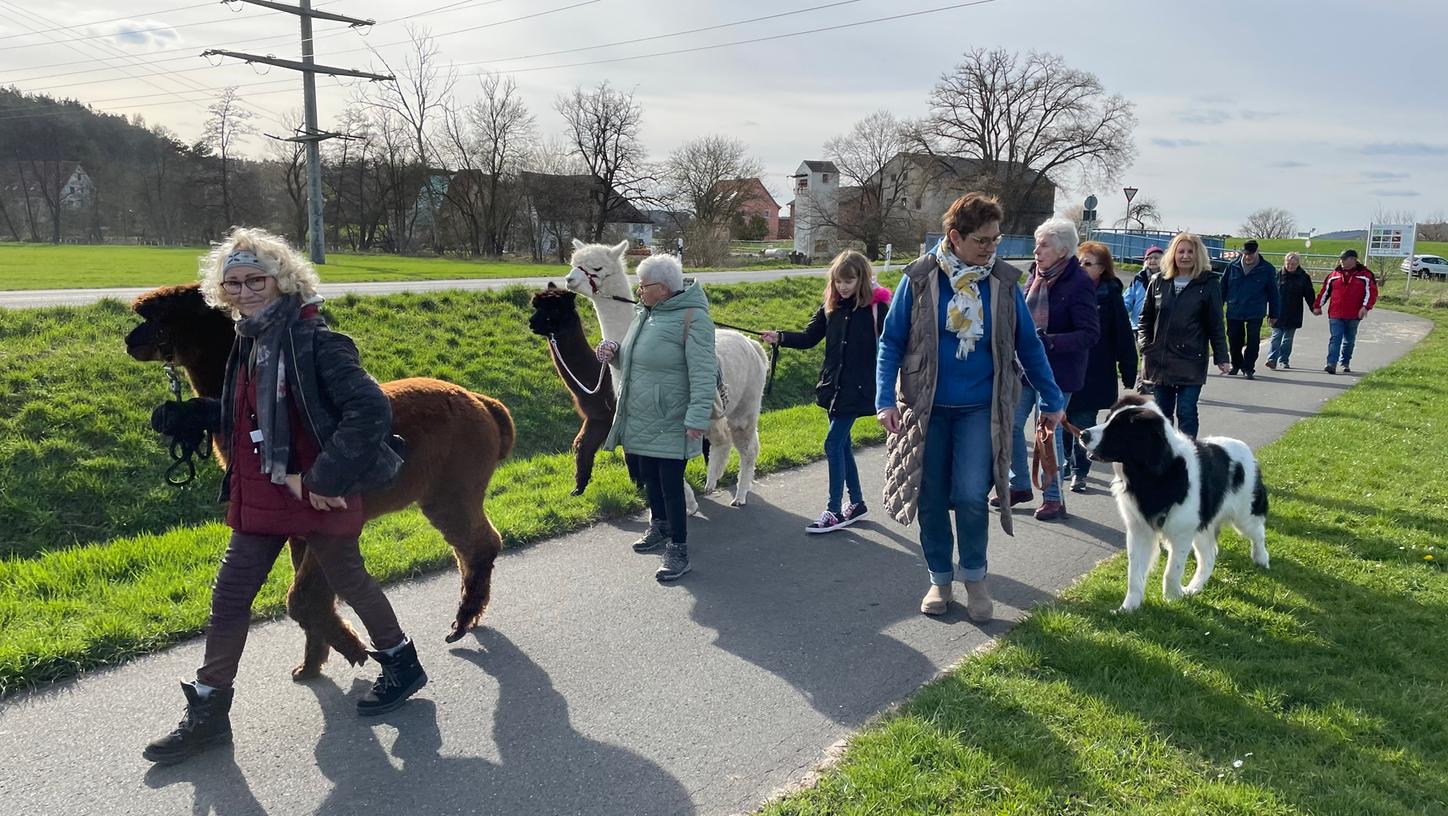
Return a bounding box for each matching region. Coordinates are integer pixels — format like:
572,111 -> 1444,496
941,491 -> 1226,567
934,237 -> 993,360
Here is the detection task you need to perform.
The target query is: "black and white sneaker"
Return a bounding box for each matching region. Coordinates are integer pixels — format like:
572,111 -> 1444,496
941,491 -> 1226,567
805,510 -> 846,534
655,543 -> 691,581
842,501 -> 871,525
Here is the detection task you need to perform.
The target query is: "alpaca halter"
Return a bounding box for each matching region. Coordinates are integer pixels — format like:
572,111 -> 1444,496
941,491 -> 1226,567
576,265 -> 603,295
547,335 -> 609,395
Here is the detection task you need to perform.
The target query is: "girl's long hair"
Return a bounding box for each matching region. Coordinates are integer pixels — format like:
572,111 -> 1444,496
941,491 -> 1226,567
824,250 -> 876,314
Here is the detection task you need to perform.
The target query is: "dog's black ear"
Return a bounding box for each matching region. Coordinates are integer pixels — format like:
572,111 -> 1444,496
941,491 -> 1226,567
546,281 -> 559,290
1121,411 -> 1171,472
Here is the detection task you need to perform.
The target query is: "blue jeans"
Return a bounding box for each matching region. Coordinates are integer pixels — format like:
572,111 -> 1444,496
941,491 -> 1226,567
1064,407 -> 1098,479
1327,318 -> 1360,367
1267,326 -> 1297,365
1009,382 -> 1068,504
918,405 -> 994,585
823,415 -> 863,514
1153,383 -> 1203,438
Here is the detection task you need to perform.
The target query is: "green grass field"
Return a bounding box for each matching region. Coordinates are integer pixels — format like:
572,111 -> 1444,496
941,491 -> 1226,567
763,288 -> 1448,815
0,275 -> 885,693
0,277 -> 852,558
0,243 -> 797,290
1223,237 -> 1448,270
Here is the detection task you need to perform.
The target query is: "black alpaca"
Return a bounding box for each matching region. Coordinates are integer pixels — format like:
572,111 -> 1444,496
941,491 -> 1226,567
529,284 -> 617,495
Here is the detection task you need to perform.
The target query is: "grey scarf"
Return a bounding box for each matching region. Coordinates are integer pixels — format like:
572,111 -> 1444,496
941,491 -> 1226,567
234,294 -> 303,486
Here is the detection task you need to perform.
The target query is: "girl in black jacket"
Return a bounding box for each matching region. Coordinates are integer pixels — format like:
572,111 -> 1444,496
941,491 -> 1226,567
763,251 -> 890,533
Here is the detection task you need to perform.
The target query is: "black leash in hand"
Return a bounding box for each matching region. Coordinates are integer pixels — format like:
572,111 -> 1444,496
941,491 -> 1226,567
608,293 -> 781,397
161,363 -> 211,486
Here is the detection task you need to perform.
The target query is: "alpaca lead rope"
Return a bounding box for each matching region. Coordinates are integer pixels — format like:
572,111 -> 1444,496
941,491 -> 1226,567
161,364 -> 210,487
547,335 -> 609,396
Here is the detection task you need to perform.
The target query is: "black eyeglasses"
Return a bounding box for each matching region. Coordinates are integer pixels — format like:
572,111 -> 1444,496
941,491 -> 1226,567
636,281 -> 666,293
221,275 -> 272,295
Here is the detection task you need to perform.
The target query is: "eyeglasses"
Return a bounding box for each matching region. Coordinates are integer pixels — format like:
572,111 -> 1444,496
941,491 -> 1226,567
636,281 -> 666,293
221,275 -> 272,295
964,232 -> 1004,247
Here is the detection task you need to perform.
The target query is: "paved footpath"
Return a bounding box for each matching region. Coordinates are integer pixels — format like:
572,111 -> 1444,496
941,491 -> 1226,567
0,310 -> 1431,816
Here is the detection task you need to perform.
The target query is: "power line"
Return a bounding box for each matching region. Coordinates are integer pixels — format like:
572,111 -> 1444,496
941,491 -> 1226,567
0,0 -> 285,128
485,0 -> 1002,75
457,0 -> 867,69
2,0 -> 501,79
0,2 -> 215,43
0,86 -> 301,124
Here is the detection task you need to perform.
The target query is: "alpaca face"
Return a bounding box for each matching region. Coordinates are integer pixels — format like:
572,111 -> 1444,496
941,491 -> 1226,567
564,239 -> 631,298
126,284 -> 232,367
528,287 -> 584,338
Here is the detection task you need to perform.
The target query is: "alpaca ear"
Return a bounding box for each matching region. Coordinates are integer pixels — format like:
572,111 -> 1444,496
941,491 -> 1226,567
611,240 -> 629,257
546,281 -> 559,290
572,238 -> 587,251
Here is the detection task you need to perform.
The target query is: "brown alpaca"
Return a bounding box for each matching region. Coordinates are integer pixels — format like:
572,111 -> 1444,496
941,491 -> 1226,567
126,284 -> 515,679
528,284 -> 616,495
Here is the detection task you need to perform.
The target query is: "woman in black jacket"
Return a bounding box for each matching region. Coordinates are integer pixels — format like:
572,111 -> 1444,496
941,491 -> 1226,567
763,250 -> 890,533
1139,232 -> 1231,438
1063,242 -> 1138,492
143,228 -> 424,767
1265,251 -> 1317,370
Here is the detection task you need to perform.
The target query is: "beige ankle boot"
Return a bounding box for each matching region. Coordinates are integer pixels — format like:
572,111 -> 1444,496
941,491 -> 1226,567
920,583 -> 951,615
963,579 -> 993,623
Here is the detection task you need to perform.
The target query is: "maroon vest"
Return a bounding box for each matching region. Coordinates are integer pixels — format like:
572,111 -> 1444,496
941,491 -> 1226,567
225,334 -> 365,538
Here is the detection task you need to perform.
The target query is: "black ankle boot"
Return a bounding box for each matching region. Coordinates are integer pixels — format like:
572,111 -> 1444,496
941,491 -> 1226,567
143,681 -> 234,765
357,639 -> 428,716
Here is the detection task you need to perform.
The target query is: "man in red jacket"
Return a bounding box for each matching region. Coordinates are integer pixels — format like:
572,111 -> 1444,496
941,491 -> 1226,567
1312,248 -> 1378,374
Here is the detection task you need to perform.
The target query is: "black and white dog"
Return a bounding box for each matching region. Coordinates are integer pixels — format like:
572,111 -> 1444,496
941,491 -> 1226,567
1079,394 -> 1270,611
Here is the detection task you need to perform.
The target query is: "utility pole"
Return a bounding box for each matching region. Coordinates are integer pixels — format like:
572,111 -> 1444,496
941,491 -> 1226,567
202,0 -> 392,264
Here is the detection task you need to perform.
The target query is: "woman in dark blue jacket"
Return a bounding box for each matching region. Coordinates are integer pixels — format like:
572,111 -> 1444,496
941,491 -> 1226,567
1062,242 -> 1137,492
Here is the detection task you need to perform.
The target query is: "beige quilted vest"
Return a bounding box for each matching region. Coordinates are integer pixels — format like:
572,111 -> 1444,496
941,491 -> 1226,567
882,255 -> 1023,534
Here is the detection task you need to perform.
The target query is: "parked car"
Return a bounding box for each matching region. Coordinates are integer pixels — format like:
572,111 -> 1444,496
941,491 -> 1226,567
1401,254 -> 1448,280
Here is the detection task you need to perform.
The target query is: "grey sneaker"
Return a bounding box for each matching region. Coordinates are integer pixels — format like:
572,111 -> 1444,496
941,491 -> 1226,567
655,543 -> 691,581
631,523 -> 669,553
1070,475 -> 1087,493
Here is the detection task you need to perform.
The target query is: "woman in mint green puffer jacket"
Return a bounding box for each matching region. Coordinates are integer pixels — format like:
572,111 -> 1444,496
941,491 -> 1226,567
598,254 -> 717,581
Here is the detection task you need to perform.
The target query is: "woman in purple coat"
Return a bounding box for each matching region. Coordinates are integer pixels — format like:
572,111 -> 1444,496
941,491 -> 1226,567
996,217 -> 1100,521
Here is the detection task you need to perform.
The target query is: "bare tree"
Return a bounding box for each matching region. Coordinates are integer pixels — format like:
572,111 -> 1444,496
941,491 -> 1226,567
820,110 -> 913,259
555,81 -> 653,241
265,110 -> 308,243
1117,197 -> 1162,231
908,48 -> 1136,233
201,86 -> 257,229
468,73 -> 534,255
1239,207 -> 1296,239
662,135 -> 761,226
520,135 -> 589,261
369,26 -> 457,253
1418,209 -> 1448,242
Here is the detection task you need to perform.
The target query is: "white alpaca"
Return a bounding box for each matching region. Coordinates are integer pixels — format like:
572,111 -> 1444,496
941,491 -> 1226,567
565,239 -> 767,508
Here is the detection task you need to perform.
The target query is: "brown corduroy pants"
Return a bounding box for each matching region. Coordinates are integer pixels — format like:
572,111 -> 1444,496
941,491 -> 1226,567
196,531 -> 404,688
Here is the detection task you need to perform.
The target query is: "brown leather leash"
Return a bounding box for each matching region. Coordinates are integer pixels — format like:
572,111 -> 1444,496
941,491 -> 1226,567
1031,418 -> 1086,490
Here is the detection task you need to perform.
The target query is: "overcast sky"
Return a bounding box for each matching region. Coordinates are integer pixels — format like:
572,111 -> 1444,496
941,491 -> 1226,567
4,0 -> 1445,234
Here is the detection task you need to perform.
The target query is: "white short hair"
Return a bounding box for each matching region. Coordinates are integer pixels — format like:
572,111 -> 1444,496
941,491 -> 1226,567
637,253 -> 685,292
1034,217 -> 1080,256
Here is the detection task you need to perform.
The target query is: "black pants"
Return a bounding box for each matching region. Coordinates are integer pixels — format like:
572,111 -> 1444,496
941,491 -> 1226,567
628,453 -> 688,544
1227,317 -> 1264,374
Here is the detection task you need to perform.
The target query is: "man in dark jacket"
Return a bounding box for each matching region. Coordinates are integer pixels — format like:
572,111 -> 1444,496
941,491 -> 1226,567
1220,239 -> 1280,379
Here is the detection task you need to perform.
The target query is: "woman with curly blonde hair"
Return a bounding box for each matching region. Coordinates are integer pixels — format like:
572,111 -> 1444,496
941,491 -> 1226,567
144,227 -> 426,766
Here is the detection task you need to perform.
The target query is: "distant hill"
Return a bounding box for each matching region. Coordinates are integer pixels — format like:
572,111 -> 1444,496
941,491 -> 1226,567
1313,230 -> 1367,240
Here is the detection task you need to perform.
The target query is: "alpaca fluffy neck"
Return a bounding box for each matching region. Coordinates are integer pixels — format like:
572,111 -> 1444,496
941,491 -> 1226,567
187,322 -> 236,398
590,285 -> 637,347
